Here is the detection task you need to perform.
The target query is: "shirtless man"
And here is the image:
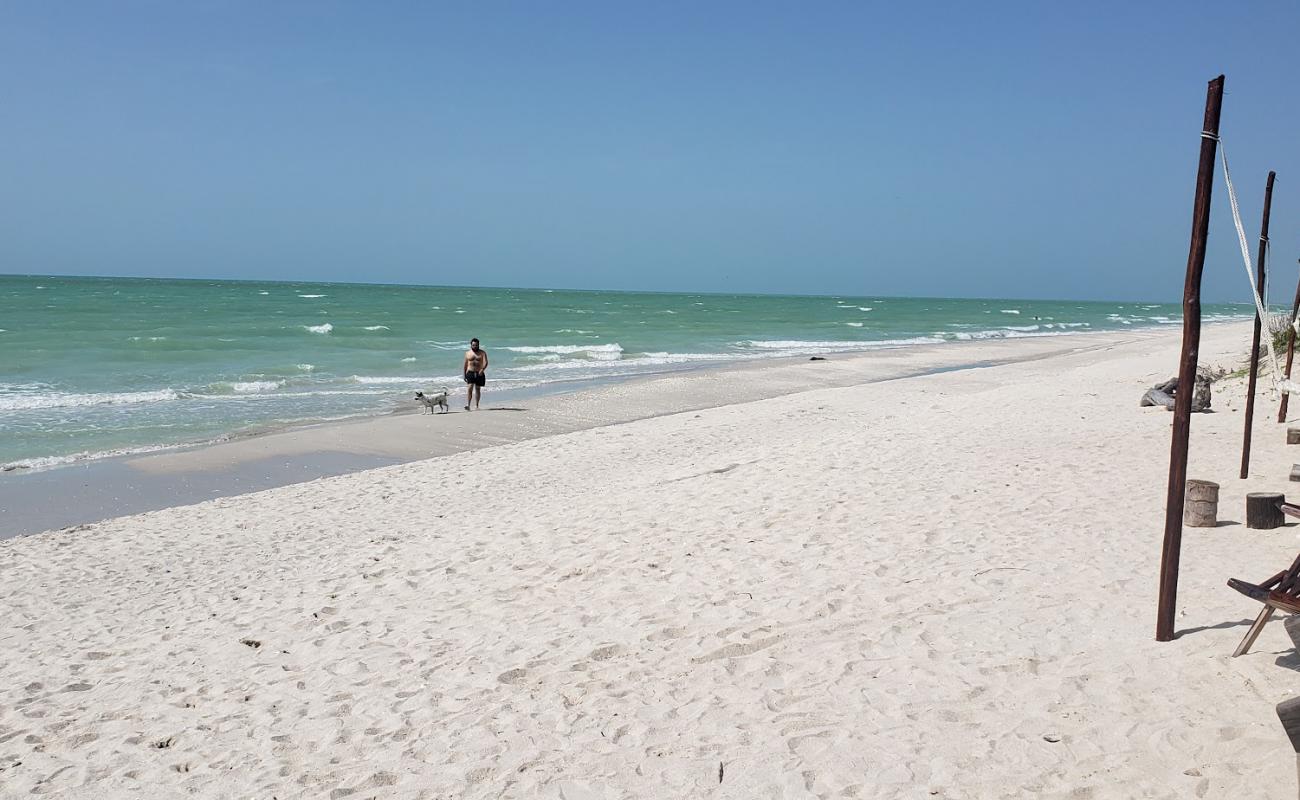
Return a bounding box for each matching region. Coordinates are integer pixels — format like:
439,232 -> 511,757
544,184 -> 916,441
462,338 -> 488,410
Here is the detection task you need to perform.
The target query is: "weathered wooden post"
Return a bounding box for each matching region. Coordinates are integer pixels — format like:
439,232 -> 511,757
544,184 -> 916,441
1241,170 -> 1277,479
1278,260 -> 1300,423
1157,75 -> 1224,643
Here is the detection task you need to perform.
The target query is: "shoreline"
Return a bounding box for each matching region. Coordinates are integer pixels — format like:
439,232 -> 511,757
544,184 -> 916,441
0,324 -> 1192,476
0,326 -> 1197,539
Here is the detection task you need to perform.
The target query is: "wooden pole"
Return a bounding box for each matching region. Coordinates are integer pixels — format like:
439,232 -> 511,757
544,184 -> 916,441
1240,170 -> 1276,479
1278,259 -> 1300,423
1157,75 -> 1224,643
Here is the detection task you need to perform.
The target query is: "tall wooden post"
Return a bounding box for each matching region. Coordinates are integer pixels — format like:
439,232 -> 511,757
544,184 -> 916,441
1157,75 -> 1224,643
1278,260 -> 1300,423
1240,170 -> 1276,479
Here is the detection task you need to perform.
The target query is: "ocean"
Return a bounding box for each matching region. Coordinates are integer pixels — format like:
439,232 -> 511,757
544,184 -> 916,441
0,274 -> 1249,471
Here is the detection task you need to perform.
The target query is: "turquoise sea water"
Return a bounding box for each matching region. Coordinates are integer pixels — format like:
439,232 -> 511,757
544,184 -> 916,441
0,275 -> 1249,470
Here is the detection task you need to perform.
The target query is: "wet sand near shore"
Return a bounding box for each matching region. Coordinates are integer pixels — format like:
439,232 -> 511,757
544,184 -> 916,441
1,330 -> 1159,538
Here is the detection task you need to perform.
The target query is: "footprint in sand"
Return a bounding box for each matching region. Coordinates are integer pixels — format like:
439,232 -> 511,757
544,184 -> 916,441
497,668 -> 529,685
588,644 -> 624,662
690,635 -> 785,664
647,627 -> 687,642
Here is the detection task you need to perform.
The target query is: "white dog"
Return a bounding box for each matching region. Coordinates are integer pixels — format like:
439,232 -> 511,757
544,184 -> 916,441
414,389 -> 449,414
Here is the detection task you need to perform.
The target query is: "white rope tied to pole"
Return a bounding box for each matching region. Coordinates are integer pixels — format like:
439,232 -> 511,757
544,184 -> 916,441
1218,141 -> 1299,394
1264,236 -> 1271,319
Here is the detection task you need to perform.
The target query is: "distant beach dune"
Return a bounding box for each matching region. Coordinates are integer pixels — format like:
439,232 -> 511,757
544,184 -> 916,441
1,319 -> 1296,798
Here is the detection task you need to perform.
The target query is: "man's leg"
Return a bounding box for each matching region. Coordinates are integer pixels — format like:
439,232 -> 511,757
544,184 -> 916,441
474,384 -> 481,409
466,381 -> 472,411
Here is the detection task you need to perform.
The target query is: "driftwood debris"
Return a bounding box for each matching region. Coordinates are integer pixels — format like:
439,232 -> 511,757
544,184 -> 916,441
1289,427 -> 1300,445
1141,369 -> 1216,413
1247,492 -> 1286,530
1183,479 -> 1219,527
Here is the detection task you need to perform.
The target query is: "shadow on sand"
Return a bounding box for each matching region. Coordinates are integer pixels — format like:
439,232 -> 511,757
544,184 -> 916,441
1173,617 -> 1256,639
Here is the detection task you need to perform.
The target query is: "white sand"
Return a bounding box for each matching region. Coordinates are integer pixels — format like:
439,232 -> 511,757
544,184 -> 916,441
3,321 -> 1299,798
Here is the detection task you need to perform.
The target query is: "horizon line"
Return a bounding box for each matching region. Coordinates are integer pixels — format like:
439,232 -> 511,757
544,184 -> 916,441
0,271 -> 1256,307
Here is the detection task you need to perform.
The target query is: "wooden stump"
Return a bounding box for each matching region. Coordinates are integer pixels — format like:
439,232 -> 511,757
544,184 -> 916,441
1289,427 -> 1300,445
1292,465 -> 1300,483
1247,492 -> 1285,530
1184,479 -> 1219,527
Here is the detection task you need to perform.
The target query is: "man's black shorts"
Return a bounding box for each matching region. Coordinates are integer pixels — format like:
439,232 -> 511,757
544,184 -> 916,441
464,370 -> 486,387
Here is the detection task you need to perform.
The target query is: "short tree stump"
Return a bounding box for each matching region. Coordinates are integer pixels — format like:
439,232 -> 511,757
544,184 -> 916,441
1247,492 -> 1285,530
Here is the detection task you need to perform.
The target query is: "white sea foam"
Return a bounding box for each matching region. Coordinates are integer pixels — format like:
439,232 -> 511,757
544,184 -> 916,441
229,380 -> 284,394
943,329 -> 1068,341
2,442 -> 194,473
1002,325 -> 1040,332
505,343 -> 624,361
512,351 -> 730,373
401,357 -> 417,362
0,389 -> 182,411
296,363 -> 315,372
858,307 -> 873,312
304,323 -> 333,334
738,339 -> 940,353
641,352 -> 731,362
1000,309 -> 1021,315
363,325 -> 391,331
845,322 -> 864,327
0,382 -> 52,392
348,375 -> 429,385
298,294 -> 327,299
259,291 -> 270,295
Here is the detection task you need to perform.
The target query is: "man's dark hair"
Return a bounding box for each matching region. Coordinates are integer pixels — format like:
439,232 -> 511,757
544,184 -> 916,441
471,338 -> 480,344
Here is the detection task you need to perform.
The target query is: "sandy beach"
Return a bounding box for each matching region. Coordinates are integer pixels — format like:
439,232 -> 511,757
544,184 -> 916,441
4,320 -> 1300,798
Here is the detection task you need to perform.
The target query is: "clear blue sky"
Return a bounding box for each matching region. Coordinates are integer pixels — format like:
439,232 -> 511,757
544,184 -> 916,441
2,1 -> 1298,302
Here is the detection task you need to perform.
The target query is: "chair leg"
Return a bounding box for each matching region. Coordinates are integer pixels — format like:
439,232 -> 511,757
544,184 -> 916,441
1234,605 -> 1276,657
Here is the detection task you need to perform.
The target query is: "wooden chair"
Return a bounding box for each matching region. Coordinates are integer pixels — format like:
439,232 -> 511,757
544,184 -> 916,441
1227,502 -> 1300,657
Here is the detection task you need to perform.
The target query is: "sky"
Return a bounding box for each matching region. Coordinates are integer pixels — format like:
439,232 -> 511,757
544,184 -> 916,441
2,1 -> 1299,302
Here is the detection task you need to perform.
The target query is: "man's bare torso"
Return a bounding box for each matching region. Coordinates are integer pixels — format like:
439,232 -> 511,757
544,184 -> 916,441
464,348 -> 486,373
